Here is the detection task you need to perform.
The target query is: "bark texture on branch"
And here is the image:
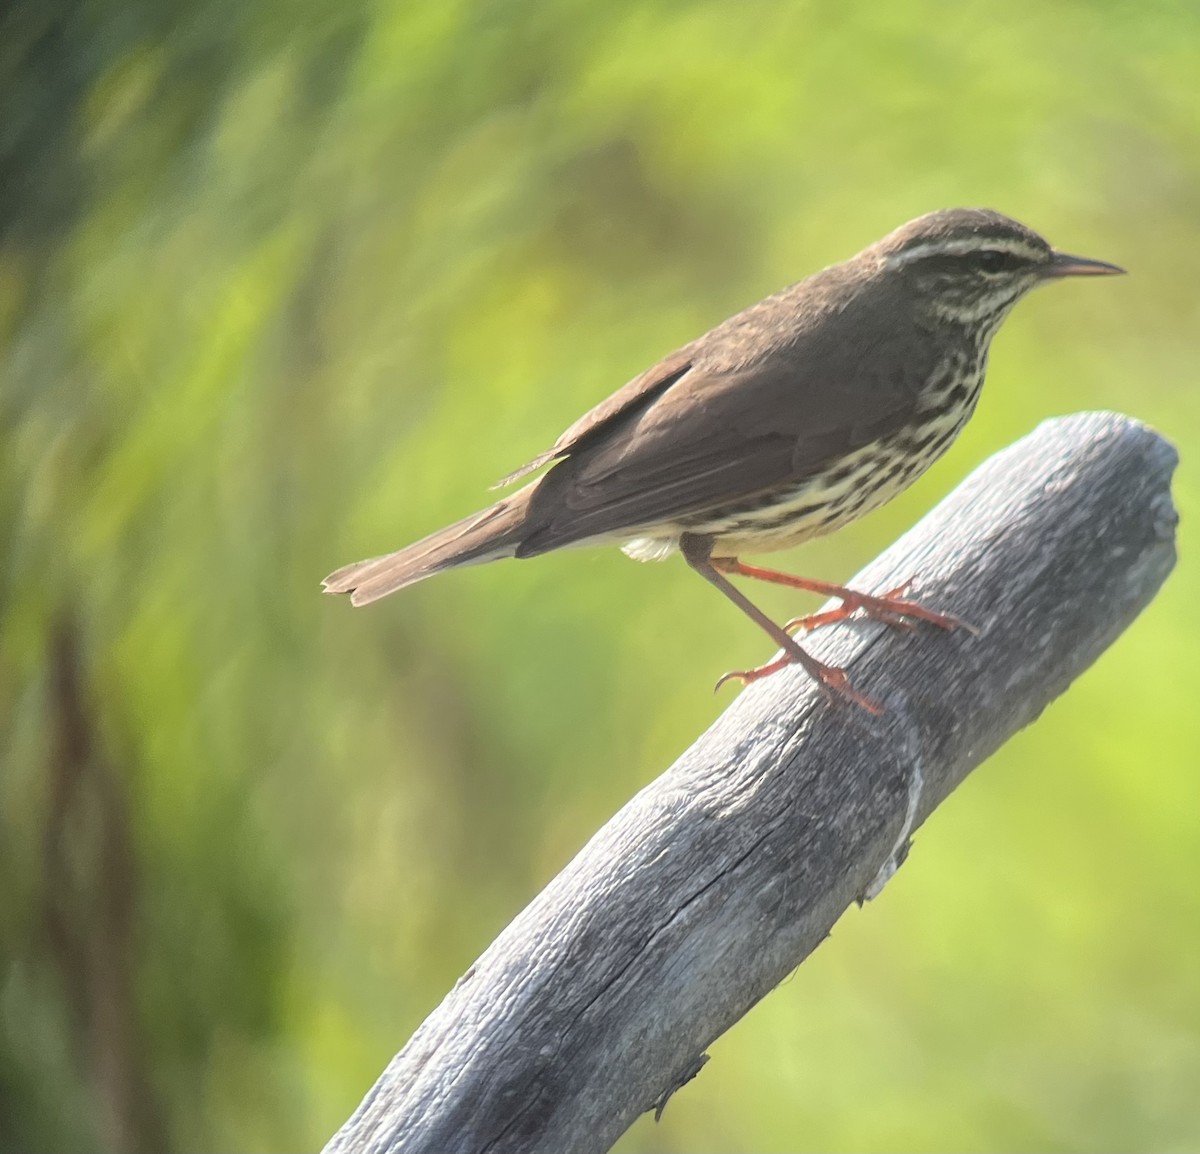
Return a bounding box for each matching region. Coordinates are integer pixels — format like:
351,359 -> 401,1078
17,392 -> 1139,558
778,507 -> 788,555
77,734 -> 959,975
325,412 -> 1177,1154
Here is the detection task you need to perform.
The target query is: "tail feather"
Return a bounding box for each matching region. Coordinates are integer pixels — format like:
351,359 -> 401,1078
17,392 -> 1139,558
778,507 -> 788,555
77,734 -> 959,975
323,495 -> 528,606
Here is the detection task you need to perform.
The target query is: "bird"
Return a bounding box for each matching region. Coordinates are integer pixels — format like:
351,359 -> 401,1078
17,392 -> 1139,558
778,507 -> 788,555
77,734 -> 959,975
324,208 -> 1124,709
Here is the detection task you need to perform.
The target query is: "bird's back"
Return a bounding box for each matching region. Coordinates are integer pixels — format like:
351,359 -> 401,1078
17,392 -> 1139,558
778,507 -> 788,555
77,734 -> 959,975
514,263 -> 957,558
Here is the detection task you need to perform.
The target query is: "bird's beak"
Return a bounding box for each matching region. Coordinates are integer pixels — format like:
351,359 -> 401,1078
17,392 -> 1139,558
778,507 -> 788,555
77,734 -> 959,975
1042,250 -> 1126,278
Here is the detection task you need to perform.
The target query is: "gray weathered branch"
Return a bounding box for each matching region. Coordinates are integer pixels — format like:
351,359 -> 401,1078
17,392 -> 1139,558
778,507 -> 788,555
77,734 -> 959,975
325,412 -> 1177,1154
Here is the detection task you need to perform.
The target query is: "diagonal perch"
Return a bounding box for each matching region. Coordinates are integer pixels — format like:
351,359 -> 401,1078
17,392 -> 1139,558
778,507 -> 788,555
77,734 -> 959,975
324,411 -> 1177,1154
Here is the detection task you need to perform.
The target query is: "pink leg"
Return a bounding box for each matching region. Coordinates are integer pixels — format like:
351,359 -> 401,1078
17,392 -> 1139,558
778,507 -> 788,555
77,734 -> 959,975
713,561 -> 976,635
680,539 -> 882,713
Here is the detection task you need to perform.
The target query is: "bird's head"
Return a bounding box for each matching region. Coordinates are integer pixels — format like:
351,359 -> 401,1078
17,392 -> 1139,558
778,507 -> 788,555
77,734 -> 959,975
870,208 -> 1124,329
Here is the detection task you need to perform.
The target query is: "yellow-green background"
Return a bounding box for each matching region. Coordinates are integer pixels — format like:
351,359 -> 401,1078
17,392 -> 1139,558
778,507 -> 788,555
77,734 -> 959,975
1,1 -> 1197,1150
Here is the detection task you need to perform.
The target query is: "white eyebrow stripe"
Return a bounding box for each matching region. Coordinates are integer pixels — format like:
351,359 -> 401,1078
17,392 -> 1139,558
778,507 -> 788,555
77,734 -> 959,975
888,237 -> 1042,267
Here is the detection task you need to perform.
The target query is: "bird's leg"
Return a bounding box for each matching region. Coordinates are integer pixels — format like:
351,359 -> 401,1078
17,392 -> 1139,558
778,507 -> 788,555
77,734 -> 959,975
711,560 -> 973,635
784,599 -> 918,636
679,536 -> 881,713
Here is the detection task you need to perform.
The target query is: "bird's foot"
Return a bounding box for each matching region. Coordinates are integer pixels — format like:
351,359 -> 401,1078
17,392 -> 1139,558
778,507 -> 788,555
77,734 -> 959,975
715,652 -> 882,714
712,561 -> 977,636
783,580 -> 977,636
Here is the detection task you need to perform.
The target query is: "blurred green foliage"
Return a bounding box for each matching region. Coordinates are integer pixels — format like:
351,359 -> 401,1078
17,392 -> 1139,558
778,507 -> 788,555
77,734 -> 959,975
1,0 -> 1198,1149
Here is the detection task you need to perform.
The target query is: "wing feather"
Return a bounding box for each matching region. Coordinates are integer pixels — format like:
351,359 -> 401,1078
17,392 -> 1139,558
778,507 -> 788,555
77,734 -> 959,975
491,348 -> 695,488
516,308 -> 938,555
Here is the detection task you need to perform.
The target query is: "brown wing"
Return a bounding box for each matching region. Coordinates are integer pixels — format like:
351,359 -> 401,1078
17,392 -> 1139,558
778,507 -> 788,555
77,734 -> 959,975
491,348 -> 695,488
515,311 -> 938,556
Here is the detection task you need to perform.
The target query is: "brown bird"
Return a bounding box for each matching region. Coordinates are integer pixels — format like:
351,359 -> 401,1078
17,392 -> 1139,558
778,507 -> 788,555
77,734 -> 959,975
324,209 -> 1123,708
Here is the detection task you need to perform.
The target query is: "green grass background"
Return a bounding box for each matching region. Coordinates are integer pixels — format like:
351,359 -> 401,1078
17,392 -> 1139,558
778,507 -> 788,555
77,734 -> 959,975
2,0 -> 1197,1149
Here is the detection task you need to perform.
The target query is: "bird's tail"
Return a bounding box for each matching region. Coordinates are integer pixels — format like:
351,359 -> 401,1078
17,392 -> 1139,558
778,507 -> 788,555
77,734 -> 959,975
322,493 -> 530,606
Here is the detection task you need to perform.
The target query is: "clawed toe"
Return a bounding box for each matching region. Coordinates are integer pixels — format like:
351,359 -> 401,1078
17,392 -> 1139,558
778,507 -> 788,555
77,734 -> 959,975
780,578 -> 975,637
715,654 -> 882,714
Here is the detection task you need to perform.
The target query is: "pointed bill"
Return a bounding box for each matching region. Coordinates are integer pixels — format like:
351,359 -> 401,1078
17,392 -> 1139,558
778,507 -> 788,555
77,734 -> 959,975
1043,251 -> 1126,278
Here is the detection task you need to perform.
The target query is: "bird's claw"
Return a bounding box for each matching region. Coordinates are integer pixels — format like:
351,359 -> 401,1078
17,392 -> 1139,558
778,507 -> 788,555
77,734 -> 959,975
716,656 -> 882,714
783,579 -> 977,637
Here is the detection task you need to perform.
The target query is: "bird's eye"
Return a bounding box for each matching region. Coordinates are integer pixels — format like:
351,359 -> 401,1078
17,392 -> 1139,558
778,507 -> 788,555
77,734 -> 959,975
976,250 -> 1021,274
